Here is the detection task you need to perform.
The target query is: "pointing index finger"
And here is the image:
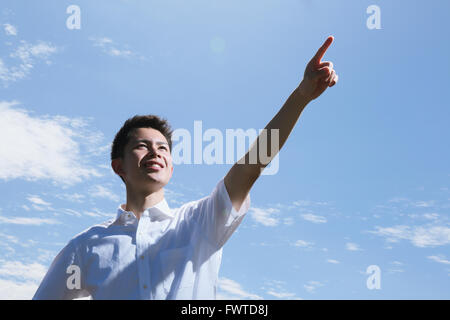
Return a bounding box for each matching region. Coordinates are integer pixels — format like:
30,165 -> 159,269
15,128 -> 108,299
312,36 -> 334,64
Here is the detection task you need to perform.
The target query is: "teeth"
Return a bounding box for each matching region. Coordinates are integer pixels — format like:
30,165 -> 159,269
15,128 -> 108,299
149,164 -> 161,168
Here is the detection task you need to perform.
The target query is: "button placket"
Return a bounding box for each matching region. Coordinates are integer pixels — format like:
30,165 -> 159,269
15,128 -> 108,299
136,216 -> 152,298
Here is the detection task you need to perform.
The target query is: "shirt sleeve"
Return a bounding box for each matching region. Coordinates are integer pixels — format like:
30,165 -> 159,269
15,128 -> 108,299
192,176 -> 251,249
33,238 -> 90,300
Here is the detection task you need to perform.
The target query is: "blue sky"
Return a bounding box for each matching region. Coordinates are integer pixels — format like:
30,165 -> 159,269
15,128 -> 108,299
0,0 -> 449,299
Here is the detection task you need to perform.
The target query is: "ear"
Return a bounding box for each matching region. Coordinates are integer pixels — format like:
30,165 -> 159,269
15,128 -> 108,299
111,159 -> 125,177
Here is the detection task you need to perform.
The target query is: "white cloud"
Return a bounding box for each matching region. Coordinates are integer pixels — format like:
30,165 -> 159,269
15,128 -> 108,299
60,208 -> 82,217
27,195 -> 51,207
369,225 -> 450,248
304,280 -> 324,293
388,197 -> 409,203
89,36 -> 137,58
262,280 -> 302,300
413,200 -> 435,208
300,213 -> 327,224
0,260 -> 47,299
11,40 -> 57,62
0,40 -> 58,86
345,242 -> 362,251
250,207 -> 280,227
0,232 -> 19,244
422,213 -> 440,220
0,279 -> 38,299
83,208 -> 113,219
427,255 -> 450,265
293,240 -> 314,248
217,277 -> 262,300
3,23 -> 17,36
293,200 -> 330,207
327,259 -> 340,264
0,216 -> 60,226
0,260 -> 47,282
387,268 -> 404,274
0,101 -> 102,185
55,193 -> 86,203
89,185 -> 120,202
266,290 -> 298,299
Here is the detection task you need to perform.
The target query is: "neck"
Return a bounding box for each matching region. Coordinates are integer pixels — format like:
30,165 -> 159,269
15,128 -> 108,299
125,185 -> 164,220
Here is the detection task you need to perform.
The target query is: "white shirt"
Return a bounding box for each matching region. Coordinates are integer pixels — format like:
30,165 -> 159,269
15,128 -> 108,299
33,177 -> 250,300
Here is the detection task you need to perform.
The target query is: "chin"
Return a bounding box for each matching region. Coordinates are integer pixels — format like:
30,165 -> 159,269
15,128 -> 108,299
143,178 -> 168,191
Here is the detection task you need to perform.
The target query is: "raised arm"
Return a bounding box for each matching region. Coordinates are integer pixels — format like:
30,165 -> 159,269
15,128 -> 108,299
224,36 -> 339,211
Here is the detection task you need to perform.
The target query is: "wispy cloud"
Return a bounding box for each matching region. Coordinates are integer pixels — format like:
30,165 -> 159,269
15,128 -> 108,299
293,200 -> 330,207
26,195 -> 52,211
27,196 -> 51,207
262,280 -> 302,299
0,40 -> 58,86
345,242 -> 362,251
89,185 -> 120,203
83,208 -> 114,219
427,255 -> 450,265
300,213 -> 327,224
0,216 -> 60,226
3,23 -> 17,36
217,277 -> 262,300
266,289 -> 298,299
327,259 -> 340,264
369,225 -> 450,248
250,207 -> 280,227
55,193 -> 86,203
304,280 -> 324,293
89,36 -> 142,59
0,101 -> 103,185
293,239 -> 314,249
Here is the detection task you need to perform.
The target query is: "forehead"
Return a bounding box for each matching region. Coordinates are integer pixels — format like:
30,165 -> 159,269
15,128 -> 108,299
128,127 -> 168,144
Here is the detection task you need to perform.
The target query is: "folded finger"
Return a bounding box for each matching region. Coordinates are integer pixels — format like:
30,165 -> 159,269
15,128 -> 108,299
329,73 -> 339,87
325,69 -> 335,82
319,61 -> 333,70
316,66 -> 331,79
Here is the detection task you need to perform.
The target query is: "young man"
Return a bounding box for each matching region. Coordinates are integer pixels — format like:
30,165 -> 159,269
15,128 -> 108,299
33,36 -> 338,299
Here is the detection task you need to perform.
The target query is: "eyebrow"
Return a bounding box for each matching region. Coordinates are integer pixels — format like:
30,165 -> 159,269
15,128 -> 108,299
134,139 -> 169,146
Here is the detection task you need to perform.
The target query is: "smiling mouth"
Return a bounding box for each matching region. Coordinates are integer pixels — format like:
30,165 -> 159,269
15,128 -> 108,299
145,164 -> 163,171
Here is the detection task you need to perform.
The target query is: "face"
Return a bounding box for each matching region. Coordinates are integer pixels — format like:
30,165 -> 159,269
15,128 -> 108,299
112,127 -> 173,193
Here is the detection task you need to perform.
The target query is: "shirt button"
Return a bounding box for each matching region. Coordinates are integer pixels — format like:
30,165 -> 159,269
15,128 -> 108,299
140,255 -> 145,259
143,284 -> 148,289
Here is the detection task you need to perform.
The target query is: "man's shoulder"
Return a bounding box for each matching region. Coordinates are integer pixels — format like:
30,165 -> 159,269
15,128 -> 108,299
171,179 -> 225,214
69,218 -> 117,247
173,195 -> 209,213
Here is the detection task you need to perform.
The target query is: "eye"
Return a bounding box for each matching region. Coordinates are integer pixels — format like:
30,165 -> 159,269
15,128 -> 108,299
137,144 -> 148,149
159,146 -> 168,150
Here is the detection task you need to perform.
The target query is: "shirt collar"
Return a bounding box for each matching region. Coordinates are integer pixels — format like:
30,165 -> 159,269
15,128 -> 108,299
115,198 -> 173,223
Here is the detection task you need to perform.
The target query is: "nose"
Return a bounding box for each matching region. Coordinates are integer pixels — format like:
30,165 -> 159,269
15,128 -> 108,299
146,144 -> 164,160
148,145 -> 159,156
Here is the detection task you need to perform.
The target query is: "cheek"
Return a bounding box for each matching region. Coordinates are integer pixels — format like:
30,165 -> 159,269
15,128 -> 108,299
166,157 -> 173,170
124,152 -> 143,169
131,150 -> 146,161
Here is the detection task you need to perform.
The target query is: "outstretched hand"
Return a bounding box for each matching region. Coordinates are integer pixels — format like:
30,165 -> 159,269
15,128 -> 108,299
297,36 -> 338,101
